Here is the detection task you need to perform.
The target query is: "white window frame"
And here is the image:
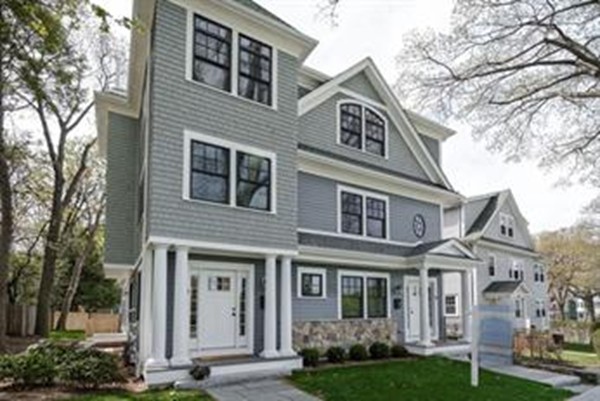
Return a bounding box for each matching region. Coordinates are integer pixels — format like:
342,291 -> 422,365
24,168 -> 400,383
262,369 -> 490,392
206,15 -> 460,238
182,129 -> 277,214
296,267 -> 327,299
488,254 -> 496,277
500,213 -> 515,239
185,9 -> 279,110
336,185 -> 390,240
337,270 -> 391,320
336,100 -> 389,159
444,294 -> 459,317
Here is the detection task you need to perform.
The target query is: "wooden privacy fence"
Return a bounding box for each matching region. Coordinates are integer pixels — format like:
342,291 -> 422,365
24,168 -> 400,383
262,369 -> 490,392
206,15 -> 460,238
7,304 -> 120,336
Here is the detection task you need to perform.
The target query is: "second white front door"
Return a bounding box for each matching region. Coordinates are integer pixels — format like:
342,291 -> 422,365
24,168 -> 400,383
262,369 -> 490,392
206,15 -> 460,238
405,277 -> 439,342
190,262 -> 254,357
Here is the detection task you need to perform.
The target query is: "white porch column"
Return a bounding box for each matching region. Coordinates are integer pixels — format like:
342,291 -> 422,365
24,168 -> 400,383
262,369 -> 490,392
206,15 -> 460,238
419,266 -> 432,346
279,256 -> 295,357
462,269 -> 473,342
139,249 -> 153,365
171,246 -> 191,367
146,244 -> 168,369
261,254 -> 279,358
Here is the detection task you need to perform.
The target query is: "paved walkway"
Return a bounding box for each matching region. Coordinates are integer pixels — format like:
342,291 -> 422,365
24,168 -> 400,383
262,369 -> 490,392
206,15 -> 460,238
483,364 -> 581,388
568,386 -> 600,400
206,379 -> 320,401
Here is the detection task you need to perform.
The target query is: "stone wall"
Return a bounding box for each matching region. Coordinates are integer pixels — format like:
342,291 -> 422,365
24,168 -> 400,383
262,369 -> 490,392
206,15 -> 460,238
293,319 -> 396,351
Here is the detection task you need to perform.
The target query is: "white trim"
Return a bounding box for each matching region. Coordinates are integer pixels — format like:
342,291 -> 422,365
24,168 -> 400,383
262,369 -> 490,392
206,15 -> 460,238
477,239 -> 540,258
298,149 -> 463,206
147,236 -> 297,257
188,261 -> 255,358
296,267 -> 327,299
337,269 -> 391,320
336,184 -> 391,240
404,276 -> 440,342
183,7 -> 279,110
182,129 -> 277,214
336,99 -> 389,160
298,228 -> 420,247
444,294 -> 459,317
404,109 -> 456,141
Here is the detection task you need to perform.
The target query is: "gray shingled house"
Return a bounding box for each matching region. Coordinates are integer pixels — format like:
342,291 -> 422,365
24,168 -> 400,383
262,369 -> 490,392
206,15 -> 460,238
96,0 -> 483,385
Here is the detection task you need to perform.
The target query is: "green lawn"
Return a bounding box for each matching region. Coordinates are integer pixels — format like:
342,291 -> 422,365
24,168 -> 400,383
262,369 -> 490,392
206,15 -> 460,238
68,389 -> 212,400
563,342 -> 594,354
49,330 -> 87,341
290,357 -> 573,401
561,350 -> 600,367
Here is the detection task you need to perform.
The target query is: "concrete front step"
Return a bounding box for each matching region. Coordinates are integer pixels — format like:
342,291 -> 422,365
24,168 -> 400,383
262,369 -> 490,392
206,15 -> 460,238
568,386 -> 600,400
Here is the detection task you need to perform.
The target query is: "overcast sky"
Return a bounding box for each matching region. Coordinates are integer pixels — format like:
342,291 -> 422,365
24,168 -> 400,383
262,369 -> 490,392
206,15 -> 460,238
99,0 -> 598,234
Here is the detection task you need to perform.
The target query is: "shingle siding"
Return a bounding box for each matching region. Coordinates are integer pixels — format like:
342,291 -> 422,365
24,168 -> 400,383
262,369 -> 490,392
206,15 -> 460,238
148,0 -> 298,250
300,93 -> 429,181
298,172 -> 442,244
105,112 -> 139,265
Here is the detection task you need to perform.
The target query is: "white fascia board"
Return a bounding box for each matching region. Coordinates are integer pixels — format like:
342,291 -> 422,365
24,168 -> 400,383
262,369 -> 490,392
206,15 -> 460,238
477,239 -> 540,259
95,91 -> 138,156
147,236 -> 297,257
298,149 -> 464,206
404,110 -> 456,141
298,58 -> 453,189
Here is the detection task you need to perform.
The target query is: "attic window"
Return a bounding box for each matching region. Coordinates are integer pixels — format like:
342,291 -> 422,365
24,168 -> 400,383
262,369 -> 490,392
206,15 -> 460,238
500,213 -> 515,238
338,101 -> 387,157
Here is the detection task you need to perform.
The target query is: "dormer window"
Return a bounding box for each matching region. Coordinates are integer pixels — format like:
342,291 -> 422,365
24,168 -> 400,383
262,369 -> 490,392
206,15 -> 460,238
500,213 -> 515,238
338,102 -> 387,157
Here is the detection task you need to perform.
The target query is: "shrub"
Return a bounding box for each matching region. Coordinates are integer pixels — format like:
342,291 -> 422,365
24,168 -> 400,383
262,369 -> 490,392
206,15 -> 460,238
300,348 -> 320,367
592,329 -> 600,358
0,355 -> 15,381
58,348 -> 126,389
348,344 -> 368,361
11,349 -> 57,387
391,344 -> 409,358
326,346 -> 346,364
369,342 -> 390,360
190,365 -> 211,381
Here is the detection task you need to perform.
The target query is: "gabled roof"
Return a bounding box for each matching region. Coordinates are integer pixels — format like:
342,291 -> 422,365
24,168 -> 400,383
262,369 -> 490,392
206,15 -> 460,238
409,238 -> 478,260
464,189 -> 530,242
231,0 -> 294,28
483,281 -> 530,296
298,58 -> 454,190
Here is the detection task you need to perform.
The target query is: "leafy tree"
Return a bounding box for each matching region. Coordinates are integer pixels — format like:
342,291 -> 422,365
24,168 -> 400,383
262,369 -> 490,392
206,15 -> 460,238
395,0 -> 600,185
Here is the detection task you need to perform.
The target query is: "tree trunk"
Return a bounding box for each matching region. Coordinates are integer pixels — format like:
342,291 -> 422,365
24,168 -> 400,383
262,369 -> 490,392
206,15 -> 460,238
35,183 -> 63,337
0,85 -> 13,352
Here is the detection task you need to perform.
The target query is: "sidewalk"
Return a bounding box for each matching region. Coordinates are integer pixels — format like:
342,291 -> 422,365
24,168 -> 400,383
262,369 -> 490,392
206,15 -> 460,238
483,364 -> 581,388
206,379 -> 320,401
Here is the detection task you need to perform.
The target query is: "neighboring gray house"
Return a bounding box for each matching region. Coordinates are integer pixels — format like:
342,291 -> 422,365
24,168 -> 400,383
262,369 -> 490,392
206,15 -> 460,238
96,0 -> 481,385
443,190 -> 550,335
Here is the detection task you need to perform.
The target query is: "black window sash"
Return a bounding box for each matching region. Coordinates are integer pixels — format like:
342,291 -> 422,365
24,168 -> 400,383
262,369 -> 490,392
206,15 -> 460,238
238,34 -> 272,104
367,277 -> 387,318
340,104 -> 363,148
192,15 -> 232,88
301,273 -> 323,297
366,197 -> 386,238
189,140 -> 230,203
235,151 -> 271,211
341,191 -> 363,235
365,109 -> 386,155
341,276 -> 364,318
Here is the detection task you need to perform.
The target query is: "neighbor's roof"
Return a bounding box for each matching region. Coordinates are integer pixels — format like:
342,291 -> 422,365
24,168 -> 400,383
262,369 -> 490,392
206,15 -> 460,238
483,281 -> 529,295
465,193 -> 500,237
408,238 -> 479,260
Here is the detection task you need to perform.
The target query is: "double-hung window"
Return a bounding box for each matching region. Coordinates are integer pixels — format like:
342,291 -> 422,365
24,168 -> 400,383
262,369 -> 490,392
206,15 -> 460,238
297,267 -> 326,298
339,187 -> 388,239
488,255 -> 496,277
192,15 -> 232,91
339,102 -> 386,157
500,213 -> 515,238
238,35 -> 272,105
236,152 -> 271,211
340,271 -> 389,319
190,141 -> 230,204
185,132 -> 275,212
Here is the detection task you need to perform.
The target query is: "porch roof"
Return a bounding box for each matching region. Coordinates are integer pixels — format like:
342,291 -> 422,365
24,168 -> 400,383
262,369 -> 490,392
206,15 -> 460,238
483,280 -> 530,296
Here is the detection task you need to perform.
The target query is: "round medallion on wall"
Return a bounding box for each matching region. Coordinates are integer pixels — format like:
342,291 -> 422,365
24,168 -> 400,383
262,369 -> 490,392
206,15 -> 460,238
413,214 -> 426,238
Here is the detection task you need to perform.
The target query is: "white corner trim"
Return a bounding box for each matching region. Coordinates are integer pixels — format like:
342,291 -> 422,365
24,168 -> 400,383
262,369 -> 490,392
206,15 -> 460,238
336,269 -> 391,320
296,266 -> 327,299
182,129 -> 277,214
336,184 -> 391,240
335,98 -> 389,160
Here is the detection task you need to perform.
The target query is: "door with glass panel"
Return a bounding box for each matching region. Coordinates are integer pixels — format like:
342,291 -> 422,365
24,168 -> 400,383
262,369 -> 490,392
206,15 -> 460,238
189,264 -> 251,356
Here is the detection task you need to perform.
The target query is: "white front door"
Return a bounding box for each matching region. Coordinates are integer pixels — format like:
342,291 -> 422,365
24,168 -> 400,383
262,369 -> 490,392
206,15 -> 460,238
405,277 -> 439,342
189,262 -> 254,357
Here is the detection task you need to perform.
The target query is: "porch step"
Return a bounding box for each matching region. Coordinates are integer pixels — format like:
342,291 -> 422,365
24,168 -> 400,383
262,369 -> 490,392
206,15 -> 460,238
174,356 -> 303,389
